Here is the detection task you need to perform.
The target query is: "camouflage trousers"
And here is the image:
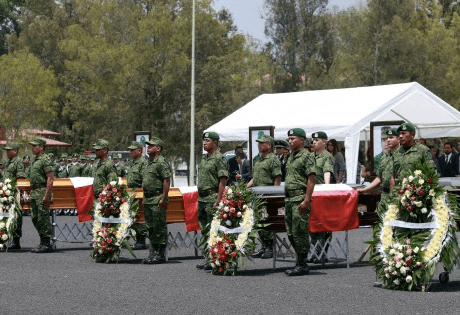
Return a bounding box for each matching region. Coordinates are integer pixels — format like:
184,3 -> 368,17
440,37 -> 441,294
30,188 -> 52,243
258,229 -> 274,249
284,199 -> 311,255
144,202 -> 168,246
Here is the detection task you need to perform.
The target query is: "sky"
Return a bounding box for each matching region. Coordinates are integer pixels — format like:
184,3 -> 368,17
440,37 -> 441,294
212,0 -> 362,43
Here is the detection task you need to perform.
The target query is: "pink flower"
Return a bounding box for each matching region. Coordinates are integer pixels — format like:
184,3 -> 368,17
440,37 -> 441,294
406,238 -> 411,245
394,256 -> 400,262
223,214 -> 228,219
406,248 -> 412,255
237,212 -> 242,217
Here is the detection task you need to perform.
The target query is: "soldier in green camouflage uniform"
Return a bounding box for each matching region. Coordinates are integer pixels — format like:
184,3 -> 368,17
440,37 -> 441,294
392,123 -> 435,183
82,156 -> 92,177
112,154 -> 126,178
2,143 -> 26,250
310,132 -> 334,263
142,137 -> 171,264
284,128 -> 316,276
357,128 -> 400,212
247,135 -> 281,259
196,131 -> 228,270
126,141 -> 148,250
54,158 -> 69,178
92,140 -> 118,197
68,153 -> 83,177
29,138 -> 55,253
23,155 -> 31,179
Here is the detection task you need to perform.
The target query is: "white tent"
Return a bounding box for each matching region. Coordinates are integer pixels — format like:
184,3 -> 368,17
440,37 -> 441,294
206,82 -> 460,183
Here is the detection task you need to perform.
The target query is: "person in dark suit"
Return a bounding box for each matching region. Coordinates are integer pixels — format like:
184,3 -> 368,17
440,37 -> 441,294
439,142 -> 458,177
228,145 -> 243,183
234,152 -> 251,183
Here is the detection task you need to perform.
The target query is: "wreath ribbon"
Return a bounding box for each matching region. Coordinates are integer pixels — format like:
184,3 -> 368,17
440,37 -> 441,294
385,220 -> 439,229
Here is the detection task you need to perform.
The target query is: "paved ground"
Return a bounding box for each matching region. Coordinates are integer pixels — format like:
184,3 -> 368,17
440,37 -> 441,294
1,216 -> 460,315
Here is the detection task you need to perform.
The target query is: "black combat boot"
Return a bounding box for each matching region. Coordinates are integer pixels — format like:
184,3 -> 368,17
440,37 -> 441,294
34,237 -> 52,253
285,254 -> 309,276
250,248 -> 265,258
142,245 -> 156,264
7,237 -> 21,250
133,236 -> 148,250
150,244 -> 166,264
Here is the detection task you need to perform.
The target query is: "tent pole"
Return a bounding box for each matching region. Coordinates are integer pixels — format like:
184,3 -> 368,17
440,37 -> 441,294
390,109 -> 421,139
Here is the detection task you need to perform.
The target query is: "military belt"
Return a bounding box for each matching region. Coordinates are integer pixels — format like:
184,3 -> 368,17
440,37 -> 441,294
285,188 -> 306,198
144,190 -> 163,198
198,189 -> 218,198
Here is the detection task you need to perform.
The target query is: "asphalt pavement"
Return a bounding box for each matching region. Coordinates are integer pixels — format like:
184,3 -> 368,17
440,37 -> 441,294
1,216 -> 460,315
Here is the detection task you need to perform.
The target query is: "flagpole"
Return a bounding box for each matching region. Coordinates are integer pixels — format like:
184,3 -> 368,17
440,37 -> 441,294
189,0 -> 196,186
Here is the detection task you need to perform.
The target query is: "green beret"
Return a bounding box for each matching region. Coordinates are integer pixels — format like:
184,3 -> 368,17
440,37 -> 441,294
23,155 -> 30,160
146,136 -> 166,148
3,142 -> 19,150
381,128 -> 399,138
67,157 -> 72,161
48,153 -> 55,158
59,158 -> 65,162
203,131 -> 220,141
72,153 -> 79,158
312,131 -> 328,140
29,138 -> 46,146
288,128 -> 306,138
128,141 -> 143,150
256,135 -> 274,146
93,139 -> 109,150
397,123 -> 416,133
61,153 -> 68,158
111,153 -> 120,160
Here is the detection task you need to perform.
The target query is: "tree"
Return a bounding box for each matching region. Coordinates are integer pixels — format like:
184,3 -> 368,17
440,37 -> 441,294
0,50 -> 59,140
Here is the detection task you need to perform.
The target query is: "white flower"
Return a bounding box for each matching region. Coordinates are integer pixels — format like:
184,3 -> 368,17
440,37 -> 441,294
414,247 -> 419,253
226,220 -> 232,227
5,190 -> 10,196
406,275 -> 413,282
227,188 -> 233,195
219,202 -> 223,208
393,279 -> 400,285
418,179 -> 424,185
400,267 -> 406,275
405,190 -> 411,197
421,208 -> 427,214
110,181 -> 117,186
2,234 -> 8,241
414,170 -> 422,176
0,190 -> 3,194
429,189 -> 435,196
116,197 -> 120,201
224,206 -> 229,212
7,184 -> 11,189
0,222 -> 5,228
395,262 -> 401,268
414,201 -> 422,207
389,249 -> 395,255
408,175 -> 414,182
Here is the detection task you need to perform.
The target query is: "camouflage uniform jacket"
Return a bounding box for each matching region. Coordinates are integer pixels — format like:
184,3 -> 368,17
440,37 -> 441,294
127,157 -> 147,188
377,150 -> 398,193
55,164 -> 68,178
313,150 -> 334,184
252,152 -> 281,186
82,164 -> 92,177
394,142 -> 434,179
114,163 -> 126,177
24,165 -> 30,179
285,149 -> 316,202
4,156 -> 26,180
197,150 -> 228,202
30,154 -> 54,190
142,155 -> 171,204
68,162 -> 82,177
92,158 -> 118,195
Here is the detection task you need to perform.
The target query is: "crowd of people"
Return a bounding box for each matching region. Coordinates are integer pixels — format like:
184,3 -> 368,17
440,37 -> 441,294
1,122 -> 438,276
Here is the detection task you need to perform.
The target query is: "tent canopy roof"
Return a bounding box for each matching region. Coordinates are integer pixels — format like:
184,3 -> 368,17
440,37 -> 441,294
207,82 -> 460,141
